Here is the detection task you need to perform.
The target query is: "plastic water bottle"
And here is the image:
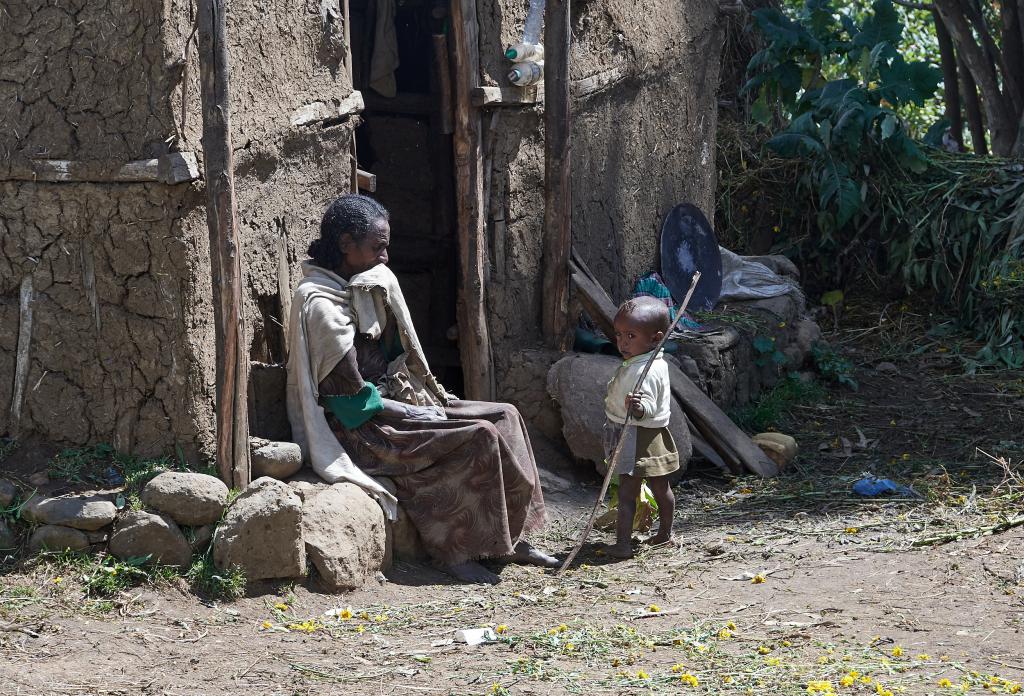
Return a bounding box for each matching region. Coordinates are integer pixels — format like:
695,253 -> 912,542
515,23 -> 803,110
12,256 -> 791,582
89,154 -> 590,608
505,42 -> 544,62
522,0 -> 545,45
507,60 -> 544,86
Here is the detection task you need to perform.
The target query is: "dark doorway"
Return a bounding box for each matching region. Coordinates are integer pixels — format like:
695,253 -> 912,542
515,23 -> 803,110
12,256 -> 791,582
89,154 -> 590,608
350,0 -> 462,393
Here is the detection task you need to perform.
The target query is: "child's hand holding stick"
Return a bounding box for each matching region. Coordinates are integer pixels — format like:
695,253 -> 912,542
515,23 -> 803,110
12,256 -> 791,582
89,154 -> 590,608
557,271 -> 701,573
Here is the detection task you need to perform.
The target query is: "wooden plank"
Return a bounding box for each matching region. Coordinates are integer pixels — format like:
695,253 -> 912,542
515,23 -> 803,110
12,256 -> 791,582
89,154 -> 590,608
9,276 -> 34,438
432,34 -> 455,134
197,0 -> 251,489
1,153 -> 200,184
665,362 -> 779,478
542,0 -> 573,350
356,169 -> 376,192
449,0 -> 495,401
570,64 -> 629,99
568,247 -> 617,339
687,420 -> 731,473
471,85 -> 543,107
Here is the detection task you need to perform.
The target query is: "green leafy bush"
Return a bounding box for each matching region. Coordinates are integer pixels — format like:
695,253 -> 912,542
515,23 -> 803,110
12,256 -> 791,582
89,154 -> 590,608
744,0 -> 940,232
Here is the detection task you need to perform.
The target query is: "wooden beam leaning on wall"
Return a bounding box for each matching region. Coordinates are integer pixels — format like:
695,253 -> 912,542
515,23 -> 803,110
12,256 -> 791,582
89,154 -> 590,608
448,0 -> 496,401
197,0 -> 251,489
542,0 -> 573,350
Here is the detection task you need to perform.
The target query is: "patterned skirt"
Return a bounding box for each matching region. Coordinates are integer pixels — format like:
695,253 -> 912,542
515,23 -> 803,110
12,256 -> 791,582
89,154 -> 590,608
328,400 -> 547,565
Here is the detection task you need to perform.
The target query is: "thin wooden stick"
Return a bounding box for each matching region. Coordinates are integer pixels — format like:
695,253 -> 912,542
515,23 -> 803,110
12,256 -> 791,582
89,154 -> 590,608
558,271 -> 701,572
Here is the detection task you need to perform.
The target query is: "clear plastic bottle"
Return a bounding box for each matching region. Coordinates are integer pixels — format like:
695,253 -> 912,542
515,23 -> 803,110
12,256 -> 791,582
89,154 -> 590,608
507,60 -> 544,86
521,0 -> 546,45
505,42 -> 544,62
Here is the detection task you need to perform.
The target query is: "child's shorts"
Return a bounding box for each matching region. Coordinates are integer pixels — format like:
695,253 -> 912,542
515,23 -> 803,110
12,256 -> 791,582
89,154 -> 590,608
603,420 -> 680,479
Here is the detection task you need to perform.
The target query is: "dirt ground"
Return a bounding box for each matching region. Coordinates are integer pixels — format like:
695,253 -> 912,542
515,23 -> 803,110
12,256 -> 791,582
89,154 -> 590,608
2,296 -> 1024,696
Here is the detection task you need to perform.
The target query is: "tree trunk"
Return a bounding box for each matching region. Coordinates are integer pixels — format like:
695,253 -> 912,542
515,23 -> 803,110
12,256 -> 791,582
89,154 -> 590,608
933,10 -> 963,149
1000,0 -> 1024,116
959,54 -> 988,155
935,0 -> 1016,155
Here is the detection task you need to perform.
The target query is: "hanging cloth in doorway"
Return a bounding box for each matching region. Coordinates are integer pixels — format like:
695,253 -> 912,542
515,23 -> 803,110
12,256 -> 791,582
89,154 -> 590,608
370,0 -> 400,97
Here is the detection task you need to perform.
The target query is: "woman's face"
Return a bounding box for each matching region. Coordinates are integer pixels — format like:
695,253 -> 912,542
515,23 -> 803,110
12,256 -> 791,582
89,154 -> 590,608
339,219 -> 390,276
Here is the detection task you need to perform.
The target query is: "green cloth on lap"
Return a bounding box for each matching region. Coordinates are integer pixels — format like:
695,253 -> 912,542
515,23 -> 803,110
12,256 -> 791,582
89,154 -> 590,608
323,383 -> 384,429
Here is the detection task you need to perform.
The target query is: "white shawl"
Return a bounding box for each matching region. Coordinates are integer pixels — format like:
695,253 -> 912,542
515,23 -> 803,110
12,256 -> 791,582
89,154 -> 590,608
285,262 -> 451,520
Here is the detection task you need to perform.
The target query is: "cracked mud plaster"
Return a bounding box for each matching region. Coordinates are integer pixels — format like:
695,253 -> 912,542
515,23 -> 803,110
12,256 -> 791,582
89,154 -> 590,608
0,182 -> 216,459
0,0 -> 179,162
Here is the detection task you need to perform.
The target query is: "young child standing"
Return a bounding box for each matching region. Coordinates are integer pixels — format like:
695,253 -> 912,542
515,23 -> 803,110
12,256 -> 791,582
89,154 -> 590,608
603,296 -> 679,559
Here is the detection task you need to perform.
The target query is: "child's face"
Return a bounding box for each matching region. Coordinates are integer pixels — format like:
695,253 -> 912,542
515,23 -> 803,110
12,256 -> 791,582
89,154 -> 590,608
613,313 -> 662,360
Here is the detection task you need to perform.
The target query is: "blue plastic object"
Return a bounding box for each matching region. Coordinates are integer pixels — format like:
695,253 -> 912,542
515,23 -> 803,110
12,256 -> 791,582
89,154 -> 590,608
659,204 -> 723,312
852,476 -> 918,498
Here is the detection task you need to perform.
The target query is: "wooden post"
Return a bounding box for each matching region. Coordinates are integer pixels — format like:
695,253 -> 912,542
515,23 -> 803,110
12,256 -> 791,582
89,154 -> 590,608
449,0 -> 495,400
343,0 -> 360,192
542,0 -> 572,350
196,0 -> 250,489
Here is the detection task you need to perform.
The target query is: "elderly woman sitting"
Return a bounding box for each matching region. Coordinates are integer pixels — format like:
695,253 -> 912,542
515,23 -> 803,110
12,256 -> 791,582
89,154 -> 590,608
286,194 -> 558,584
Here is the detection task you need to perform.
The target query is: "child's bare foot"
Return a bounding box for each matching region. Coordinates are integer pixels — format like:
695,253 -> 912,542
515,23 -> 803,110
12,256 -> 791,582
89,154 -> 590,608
643,532 -> 677,547
604,541 -> 635,559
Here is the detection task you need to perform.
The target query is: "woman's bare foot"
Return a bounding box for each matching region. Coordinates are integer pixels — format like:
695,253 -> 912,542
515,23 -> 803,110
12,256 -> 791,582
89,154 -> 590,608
507,541 -> 560,568
604,541 -> 634,559
438,560 -> 501,585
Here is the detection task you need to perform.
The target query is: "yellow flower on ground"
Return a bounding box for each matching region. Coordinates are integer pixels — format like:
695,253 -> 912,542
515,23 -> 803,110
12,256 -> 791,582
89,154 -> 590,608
274,603 -> 288,611
891,646 -> 903,657
563,642 -> 575,653
818,655 -> 832,664
845,527 -> 859,534
637,670 -> 650,680
53,577 -> 63,584
718,628 -> 733,639
359,610 -> 370,620
752,574 -> 766,584
495,624 -> 508,634
807,680 -> 834,694
356,625 -> 365,633
840,675 -> 855,687
339,607 -> 353,620
916,653 -> 930,660
373,614 -> 387,623
766,657 -> 782,667
782,640 -> 792,647
758,645 -> 771,655
726,620 -> 737,630
680,672 -> 699,687
557,623 -> 569,633
671,664 -> 686,673
261,620 -> 272,629
648,604 -> 661,613
723,675 -> 734,684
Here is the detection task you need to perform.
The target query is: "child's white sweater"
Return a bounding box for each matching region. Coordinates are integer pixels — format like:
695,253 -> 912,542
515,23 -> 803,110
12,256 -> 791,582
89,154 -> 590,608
603,349 -> 671,428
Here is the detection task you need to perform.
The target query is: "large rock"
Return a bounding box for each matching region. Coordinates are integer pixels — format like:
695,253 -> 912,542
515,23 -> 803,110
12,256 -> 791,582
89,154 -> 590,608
0,519 -> 16,550
142,472 -> 229,526
29,524 -> 89,552
109,511 -> 192,568
251,439 -> 303,480
302,483 -> 386,592
546,354 -> 693,471
212,477 -> 305,580
0,479 -> 16,508
23,494 -> 116,531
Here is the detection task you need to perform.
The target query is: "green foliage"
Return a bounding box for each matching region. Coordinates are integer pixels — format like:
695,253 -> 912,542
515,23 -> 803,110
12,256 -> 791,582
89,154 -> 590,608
812,343 -> 859,389
732,375 -> 825,432
744,0 -> 940,231
185,554 -> 247,601
81,554 -> 157,596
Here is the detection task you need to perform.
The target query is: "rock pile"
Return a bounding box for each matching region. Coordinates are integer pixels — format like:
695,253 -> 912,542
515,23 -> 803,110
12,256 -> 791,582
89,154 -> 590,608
1,451 -> 399,593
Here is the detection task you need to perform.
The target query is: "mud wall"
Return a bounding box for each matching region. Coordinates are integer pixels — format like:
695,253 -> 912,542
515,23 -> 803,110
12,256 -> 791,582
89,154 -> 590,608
1,0 -> 356,457
483,0 -> 724,407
